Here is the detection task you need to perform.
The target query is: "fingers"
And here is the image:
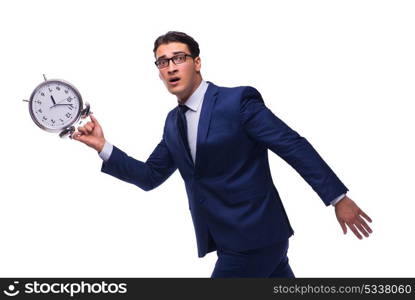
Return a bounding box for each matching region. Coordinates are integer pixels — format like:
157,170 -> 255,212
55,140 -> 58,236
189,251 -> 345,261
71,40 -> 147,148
359,209 -> 372,223
77,121 -> 95,135
335,197 -> 373,240
339,221 -> 347,234
353,210 -> 373,239
357,215 -> 373,234
90,114 -> 100,126
346,222 -> 363,240
88,114 -> 103,132
72,131 -> 86,142
355,221 -> 370,238
337,213 -> 373,239
341,216 -> 373,240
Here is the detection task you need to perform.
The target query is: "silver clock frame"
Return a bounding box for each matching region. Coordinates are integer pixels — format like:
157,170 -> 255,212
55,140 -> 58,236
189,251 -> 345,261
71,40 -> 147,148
27,75 -> 90,138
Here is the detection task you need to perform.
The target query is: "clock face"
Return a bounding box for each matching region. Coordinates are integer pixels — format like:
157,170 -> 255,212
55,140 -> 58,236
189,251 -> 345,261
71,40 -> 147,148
29,80 -> 83,132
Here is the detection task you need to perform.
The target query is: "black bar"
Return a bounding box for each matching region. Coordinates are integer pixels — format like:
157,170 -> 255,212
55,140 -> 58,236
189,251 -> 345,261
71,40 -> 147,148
0,278 -> 414,299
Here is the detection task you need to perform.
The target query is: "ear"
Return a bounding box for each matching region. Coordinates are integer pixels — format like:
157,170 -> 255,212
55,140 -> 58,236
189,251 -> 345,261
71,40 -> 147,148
194,56 -> 201,72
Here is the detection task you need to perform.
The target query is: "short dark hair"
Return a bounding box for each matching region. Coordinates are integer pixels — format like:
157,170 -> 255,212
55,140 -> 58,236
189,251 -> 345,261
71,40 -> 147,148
153,31 -> 200,58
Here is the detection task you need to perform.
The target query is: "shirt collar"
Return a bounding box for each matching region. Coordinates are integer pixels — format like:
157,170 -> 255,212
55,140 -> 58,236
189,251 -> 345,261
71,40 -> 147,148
180,80 -> 209,112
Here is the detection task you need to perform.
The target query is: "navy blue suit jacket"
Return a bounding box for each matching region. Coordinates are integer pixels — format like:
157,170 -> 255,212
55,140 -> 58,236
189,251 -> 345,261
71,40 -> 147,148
101,82 -> 348,257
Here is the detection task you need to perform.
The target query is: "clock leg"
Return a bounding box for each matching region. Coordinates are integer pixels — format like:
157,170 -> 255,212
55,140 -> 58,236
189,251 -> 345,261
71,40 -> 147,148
59,126 -> 75,139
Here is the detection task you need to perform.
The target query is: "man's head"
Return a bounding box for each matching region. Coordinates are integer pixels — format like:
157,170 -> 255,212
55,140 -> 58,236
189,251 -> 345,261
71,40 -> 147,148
153,31 -> 202,103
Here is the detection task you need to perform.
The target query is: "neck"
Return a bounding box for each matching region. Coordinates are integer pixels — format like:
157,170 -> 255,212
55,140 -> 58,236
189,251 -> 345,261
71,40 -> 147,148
178,76 -> 203,104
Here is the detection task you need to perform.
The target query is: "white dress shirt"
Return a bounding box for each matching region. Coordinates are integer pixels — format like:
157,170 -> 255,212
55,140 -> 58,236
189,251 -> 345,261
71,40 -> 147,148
179,80 -> 209,163
98,80 -> 345,206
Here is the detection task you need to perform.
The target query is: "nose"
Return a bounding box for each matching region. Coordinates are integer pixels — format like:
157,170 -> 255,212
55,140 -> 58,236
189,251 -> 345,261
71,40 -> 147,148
167,60 -> 178,75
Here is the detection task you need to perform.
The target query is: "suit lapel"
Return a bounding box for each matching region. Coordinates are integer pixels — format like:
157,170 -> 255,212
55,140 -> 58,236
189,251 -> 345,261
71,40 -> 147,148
195,82 -> 219,170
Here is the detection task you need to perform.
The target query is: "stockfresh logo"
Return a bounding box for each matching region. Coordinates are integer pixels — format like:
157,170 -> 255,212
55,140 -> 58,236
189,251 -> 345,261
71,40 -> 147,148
3,281 -> 20,297
2,280 -> 127,297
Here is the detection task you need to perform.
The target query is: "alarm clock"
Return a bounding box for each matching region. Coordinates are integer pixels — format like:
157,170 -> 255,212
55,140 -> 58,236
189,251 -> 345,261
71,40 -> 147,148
24,75 -> 91,138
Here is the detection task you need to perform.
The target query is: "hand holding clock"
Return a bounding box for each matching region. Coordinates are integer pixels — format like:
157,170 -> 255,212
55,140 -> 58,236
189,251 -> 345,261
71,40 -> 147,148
72,114 -> 106,152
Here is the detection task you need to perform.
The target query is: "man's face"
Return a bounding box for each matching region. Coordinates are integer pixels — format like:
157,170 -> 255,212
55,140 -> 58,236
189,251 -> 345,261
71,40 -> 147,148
155,42 -> 201,102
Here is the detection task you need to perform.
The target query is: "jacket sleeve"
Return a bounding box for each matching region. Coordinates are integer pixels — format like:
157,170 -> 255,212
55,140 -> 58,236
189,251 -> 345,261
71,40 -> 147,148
240,86 -> 348,206
101,130 -> 177,192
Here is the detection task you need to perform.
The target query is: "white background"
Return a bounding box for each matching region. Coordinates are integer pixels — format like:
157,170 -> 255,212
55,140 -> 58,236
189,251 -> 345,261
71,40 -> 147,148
0,0 -> 414,277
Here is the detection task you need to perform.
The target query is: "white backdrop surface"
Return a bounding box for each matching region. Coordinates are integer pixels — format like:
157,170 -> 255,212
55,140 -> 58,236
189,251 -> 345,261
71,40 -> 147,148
0,0 -> 414,277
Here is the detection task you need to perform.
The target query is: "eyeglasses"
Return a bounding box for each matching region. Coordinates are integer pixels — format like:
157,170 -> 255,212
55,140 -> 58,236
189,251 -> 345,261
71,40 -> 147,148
154,53 -> 195,69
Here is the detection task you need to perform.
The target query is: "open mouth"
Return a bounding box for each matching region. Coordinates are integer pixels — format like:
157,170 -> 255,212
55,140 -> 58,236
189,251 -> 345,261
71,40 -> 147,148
169,77 -> 181,84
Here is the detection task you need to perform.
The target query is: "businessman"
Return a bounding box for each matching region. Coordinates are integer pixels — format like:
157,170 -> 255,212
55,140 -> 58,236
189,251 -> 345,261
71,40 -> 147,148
73,31 -> 373,278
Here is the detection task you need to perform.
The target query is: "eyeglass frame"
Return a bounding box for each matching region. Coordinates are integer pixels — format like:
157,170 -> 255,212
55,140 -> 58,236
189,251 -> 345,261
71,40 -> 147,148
154,53 -> 196,69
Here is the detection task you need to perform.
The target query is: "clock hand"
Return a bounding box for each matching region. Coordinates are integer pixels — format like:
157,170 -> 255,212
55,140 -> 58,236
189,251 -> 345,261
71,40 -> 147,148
49,103 -> 74,108
50,95 -> 56,105
56,96 -> 74,105
49,97 -> 74,108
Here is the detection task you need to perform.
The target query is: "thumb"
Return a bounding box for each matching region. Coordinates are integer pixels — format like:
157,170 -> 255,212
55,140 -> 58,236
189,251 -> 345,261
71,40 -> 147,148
89,114 -> 100,126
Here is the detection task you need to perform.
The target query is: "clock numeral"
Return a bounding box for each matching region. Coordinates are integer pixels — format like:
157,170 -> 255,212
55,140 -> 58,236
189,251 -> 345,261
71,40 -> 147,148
65,113 -> 71,118
51,119 -> 55,124
37,108 -> 42,113
41,92 -> 45,96
64,90 -> 68,94
56,86 -> 60,91
67,97 -> 72,102
68,105 -> 73,110
42,116 -> 48,121
48,87 -> 53,92
36,100 -> 42,105
59,118 -> 64,123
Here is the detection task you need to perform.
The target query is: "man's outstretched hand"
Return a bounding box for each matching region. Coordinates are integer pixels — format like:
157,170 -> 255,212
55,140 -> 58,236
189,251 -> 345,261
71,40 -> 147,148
335,195 -> 373,239
72,114 -> 106,152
